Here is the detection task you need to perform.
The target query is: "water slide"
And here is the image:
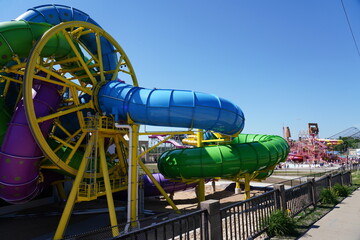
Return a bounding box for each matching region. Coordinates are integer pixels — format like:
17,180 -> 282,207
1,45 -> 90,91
0,4 -> 116,203
97,82 -> 289,180
0,4 -> 289,203
0,73 -> 63,203
316,138 -> 343,146
143,173 -> 198,196
158,134 -> 289,180
0,98 -> 11,144
97,81 -> 245,135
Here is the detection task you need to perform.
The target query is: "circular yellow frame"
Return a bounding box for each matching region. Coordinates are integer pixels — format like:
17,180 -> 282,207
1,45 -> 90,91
23,21 -> 137,176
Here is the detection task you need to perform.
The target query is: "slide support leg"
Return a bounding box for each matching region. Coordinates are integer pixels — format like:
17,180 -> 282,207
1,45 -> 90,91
99,136 -> 119,237
54,134 -> 95,240
244,173 -> 251,200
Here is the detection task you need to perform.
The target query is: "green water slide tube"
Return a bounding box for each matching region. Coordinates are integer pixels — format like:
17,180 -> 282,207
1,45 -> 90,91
0,98 -> 11,144
0,20 -> 71,145
157,134 -> 289,180
0,20 -> 74,67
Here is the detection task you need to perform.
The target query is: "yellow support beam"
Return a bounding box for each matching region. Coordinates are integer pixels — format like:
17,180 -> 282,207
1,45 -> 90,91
197,179 -> 206,202
235,181 -> 241,195
196,129 -> 205,202
114,135 -> 127,176
137,134 -> 174,160
196,129 -> 203,147
54,134 -> 95,240
244,173 -> 251,200
98,136 -> 119,237
138,160 -> 180,213
201,139 -> 226,143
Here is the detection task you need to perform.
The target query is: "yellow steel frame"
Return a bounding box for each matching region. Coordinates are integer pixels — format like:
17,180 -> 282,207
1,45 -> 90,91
19,21 -> 137,239
136,130 -> 196,211
23,21 -> 137,178
53,127 -> 124,239
54,134 -> 96,239
98,136 -> 119,237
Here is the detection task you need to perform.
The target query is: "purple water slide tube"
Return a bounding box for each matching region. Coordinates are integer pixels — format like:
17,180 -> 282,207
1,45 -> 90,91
0,76 -> 62,204
143,173 -> 199,196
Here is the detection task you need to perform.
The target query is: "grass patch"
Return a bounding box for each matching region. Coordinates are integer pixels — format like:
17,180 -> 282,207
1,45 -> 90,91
293,204 -> 335,236
351,170 -> 360,185
265,203 -> 337,239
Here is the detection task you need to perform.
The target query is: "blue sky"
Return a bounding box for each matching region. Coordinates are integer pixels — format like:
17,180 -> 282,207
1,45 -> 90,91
2,0 -> 360,139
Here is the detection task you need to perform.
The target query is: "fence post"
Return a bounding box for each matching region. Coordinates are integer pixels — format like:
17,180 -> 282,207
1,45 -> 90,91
348,171 -> 353,186
274,184 -> 286,210
340,172 -> 344,186
326,174 -> 332,189
200,199 -> 221,240
307,178 -> 316,206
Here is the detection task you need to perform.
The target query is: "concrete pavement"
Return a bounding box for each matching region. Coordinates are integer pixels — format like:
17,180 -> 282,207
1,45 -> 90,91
299,187 -> 360,240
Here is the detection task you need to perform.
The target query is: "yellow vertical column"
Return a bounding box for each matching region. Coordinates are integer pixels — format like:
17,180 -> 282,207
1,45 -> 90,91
235,181 -> 241,194
244,173 -> 251,200
129,124 -> 139,228
196,129 -> 205,202
98,136 -> 119,237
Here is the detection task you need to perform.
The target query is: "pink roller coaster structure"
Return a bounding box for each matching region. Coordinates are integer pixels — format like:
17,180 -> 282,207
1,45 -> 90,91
285,123 -> 344,164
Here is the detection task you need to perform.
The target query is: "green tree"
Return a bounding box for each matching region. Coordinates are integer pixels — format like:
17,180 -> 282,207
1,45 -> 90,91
332,137 -> 360,154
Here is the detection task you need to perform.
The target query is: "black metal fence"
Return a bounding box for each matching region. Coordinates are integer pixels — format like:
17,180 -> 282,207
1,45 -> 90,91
64,171 -> 352,240
64,209 -> 208,240
270,168 -> 344,188
220,189 -> 277,239
116,209 -> 208,240
285,182 -> 313,216
218,171 -> 352,240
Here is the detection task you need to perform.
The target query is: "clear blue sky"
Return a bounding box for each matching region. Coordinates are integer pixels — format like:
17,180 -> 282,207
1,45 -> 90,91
2,0 -> 360,139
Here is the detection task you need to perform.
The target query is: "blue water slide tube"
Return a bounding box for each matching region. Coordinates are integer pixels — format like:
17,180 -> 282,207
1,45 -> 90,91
16,4 -> 117,74
98,80 -> 245,135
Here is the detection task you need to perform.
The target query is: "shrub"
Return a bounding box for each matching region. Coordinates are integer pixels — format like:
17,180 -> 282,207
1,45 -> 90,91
266,210 -> 297,237
319,188 -> 338,204
332,184 -> 351,198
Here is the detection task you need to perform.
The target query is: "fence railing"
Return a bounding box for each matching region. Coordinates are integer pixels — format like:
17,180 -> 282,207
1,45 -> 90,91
64,209 -> 208,240
285,182 -> 313,216
220,190 -> 277,240
217,171 -> 352,240
314,176 -> 328,202
116,209 -> 208,240
269,168 -> 344,188
65,171 -> 352,240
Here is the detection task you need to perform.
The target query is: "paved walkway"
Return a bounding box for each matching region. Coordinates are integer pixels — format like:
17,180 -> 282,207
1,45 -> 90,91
299,187 -> 360,239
